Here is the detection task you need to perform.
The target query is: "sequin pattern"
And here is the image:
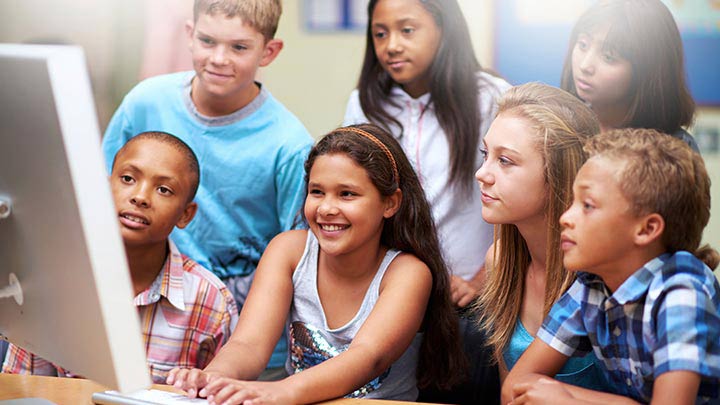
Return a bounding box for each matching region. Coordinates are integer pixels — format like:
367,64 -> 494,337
289,321 -> 390,398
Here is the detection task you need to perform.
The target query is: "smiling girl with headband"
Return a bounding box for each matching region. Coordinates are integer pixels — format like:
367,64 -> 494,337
167,124 -> 464,405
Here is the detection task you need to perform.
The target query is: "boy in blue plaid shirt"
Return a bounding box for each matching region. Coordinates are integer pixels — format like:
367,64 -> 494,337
502,129 -> 720,404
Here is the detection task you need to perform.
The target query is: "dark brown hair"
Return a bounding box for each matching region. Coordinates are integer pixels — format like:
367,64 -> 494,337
358,0 -> 503,196
560,0 -> 695,134
304,124 -> 466,389
584,128 -> 718,269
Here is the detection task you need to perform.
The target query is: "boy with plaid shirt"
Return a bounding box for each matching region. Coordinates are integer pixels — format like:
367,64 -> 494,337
3,132 -> 238,383
503,129 -> 720,404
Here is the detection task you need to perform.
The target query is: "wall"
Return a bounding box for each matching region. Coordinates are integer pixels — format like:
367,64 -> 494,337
0,0 -> 717,249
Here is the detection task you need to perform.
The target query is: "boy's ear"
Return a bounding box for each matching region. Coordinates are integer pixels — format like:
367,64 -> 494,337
175,202 -> 198,229
633,213 -> 664,247
259,39 -> 284,67
185,19 -> 195,48
383,189 -> 402,219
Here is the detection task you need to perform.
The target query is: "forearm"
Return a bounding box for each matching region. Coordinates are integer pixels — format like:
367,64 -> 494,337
281,344 -> 391,404
203,338 -> 270,380
563,384 -> 640,405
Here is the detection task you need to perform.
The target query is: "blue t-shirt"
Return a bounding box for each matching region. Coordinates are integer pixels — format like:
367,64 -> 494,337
102,72 -> 314,368
538,251 -> 720,403
504,319 -> 609,392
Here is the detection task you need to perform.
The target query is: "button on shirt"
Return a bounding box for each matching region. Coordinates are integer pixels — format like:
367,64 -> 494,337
2,241 -> 238,383
537,251 -> 720,403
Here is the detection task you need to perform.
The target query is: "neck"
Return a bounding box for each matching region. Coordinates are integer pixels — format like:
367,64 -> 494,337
601,243 -> 666,293
319,237 -> 386,281
516,217 -> 548,276
124,241 -> 168,296
191,77 -> 259,117
593,101 -> 630,132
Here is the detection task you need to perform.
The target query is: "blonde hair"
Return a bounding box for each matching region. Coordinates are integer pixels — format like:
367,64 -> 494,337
193,0 -> 282,40
584,129 -> 719,269
475,83 -> 599,363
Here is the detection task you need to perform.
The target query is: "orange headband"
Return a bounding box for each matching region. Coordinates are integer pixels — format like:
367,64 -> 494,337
341,127 -> 400,185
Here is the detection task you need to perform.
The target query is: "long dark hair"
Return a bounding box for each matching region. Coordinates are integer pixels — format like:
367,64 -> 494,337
358,0 -> 496,196
560,0 -> 695,134
304,124 -> 466,389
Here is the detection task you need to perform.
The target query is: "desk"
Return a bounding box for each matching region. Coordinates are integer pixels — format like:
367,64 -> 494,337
0,374 -> 414,405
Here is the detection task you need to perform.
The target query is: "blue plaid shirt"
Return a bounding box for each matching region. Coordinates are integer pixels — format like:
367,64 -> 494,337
537,251 -> 720,403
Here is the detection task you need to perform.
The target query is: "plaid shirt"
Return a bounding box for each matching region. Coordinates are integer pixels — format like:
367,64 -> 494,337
537,251 -> 720,403
2,240 -> 238,383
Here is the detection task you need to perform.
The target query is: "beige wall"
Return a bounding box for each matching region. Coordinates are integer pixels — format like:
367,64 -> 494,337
1,0 -> 718,249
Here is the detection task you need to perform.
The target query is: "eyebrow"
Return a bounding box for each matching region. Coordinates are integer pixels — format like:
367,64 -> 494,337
196,29 -> 252,43
372,17 -> 417,28
119,164 -> 179,184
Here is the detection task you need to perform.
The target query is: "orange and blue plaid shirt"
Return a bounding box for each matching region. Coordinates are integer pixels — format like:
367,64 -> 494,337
2,240 -> 238,383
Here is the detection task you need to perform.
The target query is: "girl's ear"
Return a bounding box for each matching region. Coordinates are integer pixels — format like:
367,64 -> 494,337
176,202 -> 198,229
633,212 -> 664,247
383,188 -> 402,219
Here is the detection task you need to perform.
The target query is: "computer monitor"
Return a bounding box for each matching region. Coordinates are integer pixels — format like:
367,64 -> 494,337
0,44 -> 151,393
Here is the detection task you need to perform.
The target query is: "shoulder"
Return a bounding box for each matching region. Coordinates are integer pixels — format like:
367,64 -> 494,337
266,229 -> 310,267
180,255 -> 238,312
258,88 -> 313,140
476,71 -> 512,99
654,251 -> 717,291
381,252 -> 432,292
343,89 -> 368,126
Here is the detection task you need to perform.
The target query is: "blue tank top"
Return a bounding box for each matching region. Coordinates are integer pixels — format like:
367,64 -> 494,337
504,319 -> 609,391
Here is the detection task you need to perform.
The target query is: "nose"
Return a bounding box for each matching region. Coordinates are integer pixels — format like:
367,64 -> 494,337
578,50 -> 595,75
387,32 -> 402,54
559,205 -> 575,229
475,161 -> 493,185
317,197 -> 339,216
210,46 -> 229,65
130,184 -> 151,208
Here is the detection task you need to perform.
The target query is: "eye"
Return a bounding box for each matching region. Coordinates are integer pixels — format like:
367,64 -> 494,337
582,201 -> 595,211
373,30 -> 387,39
498,156 -> 513,166
232,44 -> 247,51
309,188 -> 323,195
401,27 -> 415,34
602,52 -> 617,63
121,175 -> 134,184
340,190 -> 357,198
199,37 -> 214,45
478,147 -> 488,160
575,38 -> 588,51
157,186 -> 173,196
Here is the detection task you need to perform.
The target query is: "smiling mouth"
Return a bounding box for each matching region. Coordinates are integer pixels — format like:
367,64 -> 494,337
120,213 -> 149,225
320,224 -> 349,231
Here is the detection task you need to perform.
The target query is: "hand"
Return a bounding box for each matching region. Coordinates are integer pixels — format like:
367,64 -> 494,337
450,275 -> 481,308
166,367 -> 222,398
510,377 -> 573,404
202,379 -> 296,405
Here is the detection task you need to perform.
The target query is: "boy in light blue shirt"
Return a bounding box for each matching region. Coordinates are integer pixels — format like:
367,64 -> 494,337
503,129 -> 720,404
102,0 -> 313,374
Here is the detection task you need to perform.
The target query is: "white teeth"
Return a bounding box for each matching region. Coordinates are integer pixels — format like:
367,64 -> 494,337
122,214 -> 148,225
321,224 -> 346,231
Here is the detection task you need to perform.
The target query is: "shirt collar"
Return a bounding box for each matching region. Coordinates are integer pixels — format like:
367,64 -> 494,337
389,84 -> 433,106
133,240 -> 187,311
577,253 -> 672,305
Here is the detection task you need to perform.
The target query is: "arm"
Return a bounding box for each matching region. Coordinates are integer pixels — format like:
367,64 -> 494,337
167,231 -> 304,394
450,268 -> 485,308
275,144 -> 313,232
2,344 -> 63,376
203,253 -> 433,405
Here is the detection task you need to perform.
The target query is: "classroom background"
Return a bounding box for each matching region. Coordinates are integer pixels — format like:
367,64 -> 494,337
1,0 -> 718,251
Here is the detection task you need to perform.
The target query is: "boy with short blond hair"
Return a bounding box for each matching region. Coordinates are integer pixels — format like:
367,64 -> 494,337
503,129 -> 720,404
102,0 -> 313,372
4,132 -> 238,383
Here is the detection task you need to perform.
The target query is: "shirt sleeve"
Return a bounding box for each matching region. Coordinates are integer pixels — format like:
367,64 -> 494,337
101,102 -> 135,174
537,279 -> 593,357
342,90 -> 369,126
2,344 -> 62,376
652,279 -> 720,379
275,143 -> 313,231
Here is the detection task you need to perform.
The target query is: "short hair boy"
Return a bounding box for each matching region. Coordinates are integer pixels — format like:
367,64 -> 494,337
101,0 -> 314,371
3,132 -> 239,383
502,129 -> 720,404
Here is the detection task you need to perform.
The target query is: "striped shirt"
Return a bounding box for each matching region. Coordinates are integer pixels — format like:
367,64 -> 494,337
2,240 -> 238,383
537,251 -> 720,403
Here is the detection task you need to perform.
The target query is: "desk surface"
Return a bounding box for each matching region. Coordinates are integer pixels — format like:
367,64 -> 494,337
0,374 -> 415,405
